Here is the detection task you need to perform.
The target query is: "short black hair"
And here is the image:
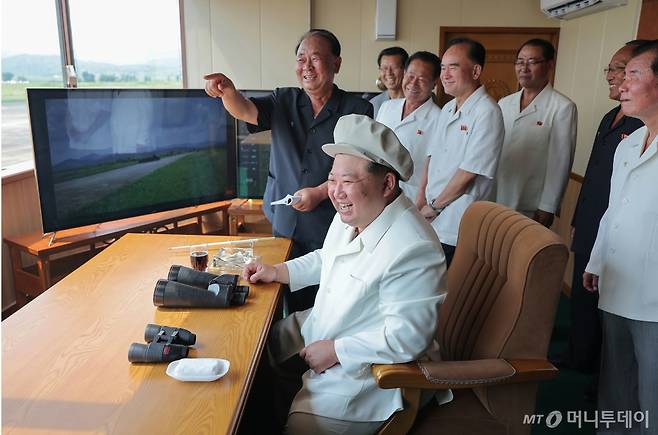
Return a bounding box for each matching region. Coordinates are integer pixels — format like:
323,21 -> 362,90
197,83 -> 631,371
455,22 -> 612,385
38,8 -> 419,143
377,46 -> 409,68
405,51 -> 441,80
631,39 -> 658,75
446,38 -> 486,68
366,161 -> 400,184
295,29 -> 341,57
518,39 -> 556,61
626,39 -> 650,47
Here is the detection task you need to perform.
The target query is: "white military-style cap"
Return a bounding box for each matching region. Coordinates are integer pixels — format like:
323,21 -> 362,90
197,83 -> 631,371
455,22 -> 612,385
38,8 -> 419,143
322,114 -> 413,181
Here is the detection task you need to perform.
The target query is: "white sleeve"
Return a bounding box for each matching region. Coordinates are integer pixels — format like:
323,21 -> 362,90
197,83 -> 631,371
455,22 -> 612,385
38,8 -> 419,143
459,104 -> 504,179
285,249 -> 323,291
586,139 -> 623,275
538,101 -> 577,213
333,240 -> 446,374
586,208 -> 608,276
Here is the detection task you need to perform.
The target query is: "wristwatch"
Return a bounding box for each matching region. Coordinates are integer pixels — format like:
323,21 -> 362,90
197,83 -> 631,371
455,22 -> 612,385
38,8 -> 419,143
429,200 -> 445,215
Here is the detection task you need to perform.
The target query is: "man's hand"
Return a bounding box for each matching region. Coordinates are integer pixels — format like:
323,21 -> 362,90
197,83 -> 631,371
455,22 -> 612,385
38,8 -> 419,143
419,205 -> 438,222
242,262 -> 277,283
533,209 -> 555,228
202,73 -> 258,124
583,272 -> 599,292
293,186 -> 326,212
299,340 -> 339,374
203,72 -> 237,99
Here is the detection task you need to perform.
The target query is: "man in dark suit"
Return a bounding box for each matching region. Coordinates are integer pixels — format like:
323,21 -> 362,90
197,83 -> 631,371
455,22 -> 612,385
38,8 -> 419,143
568,41 -> 645,383
204,29 -> 372,312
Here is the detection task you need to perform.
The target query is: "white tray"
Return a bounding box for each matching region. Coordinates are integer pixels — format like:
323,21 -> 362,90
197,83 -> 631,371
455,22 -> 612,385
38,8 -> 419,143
166,358 -> 230,382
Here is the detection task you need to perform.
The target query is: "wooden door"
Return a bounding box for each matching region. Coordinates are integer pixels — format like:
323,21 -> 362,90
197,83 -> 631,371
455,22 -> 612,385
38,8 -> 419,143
437,27 -> 560,105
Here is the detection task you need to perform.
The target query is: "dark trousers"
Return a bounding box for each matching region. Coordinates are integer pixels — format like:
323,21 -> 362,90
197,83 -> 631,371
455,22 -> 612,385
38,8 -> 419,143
284,240 -> 320,314
239,310 -> 310,435
599,311 -> 658,435
568,253 -> 602,372
441,243 -> 456,269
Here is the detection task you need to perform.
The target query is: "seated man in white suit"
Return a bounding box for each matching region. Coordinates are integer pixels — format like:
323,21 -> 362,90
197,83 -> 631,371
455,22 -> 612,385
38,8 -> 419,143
493,38 -> 577,227
243,114 -> 448,435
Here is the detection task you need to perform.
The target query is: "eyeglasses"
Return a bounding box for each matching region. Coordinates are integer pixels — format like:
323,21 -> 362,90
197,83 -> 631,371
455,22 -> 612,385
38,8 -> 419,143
603,66 -> 626,75
514,59 -> 546,67
379,66 -> 403,73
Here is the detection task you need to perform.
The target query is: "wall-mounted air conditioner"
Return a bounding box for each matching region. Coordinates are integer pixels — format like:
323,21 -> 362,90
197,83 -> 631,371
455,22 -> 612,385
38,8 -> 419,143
540,0 -> 627,20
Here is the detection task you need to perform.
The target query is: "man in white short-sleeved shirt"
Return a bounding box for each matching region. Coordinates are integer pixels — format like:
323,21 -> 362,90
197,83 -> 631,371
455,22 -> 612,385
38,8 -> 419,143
418,38 -> 504,265
494,39 -> 577,227
377,51 -> 442,203
369,47 -> 408,117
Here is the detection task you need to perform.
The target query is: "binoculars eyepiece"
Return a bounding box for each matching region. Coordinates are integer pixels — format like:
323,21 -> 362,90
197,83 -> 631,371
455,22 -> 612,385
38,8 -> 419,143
144,323 -> 196,346
153,265 -> 249,308
128,323 -> 195,363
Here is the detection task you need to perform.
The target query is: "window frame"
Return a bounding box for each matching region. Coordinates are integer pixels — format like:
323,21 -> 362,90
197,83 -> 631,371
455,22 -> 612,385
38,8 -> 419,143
1,0 -> 186,176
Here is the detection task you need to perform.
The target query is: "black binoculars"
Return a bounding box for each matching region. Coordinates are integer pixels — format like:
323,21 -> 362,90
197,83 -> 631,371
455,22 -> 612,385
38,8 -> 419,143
153,265 -> 249,308
128,324 -> 196,363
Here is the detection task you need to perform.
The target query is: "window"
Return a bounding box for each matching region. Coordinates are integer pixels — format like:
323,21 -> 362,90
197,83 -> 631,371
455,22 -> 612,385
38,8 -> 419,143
69,0 -> 182,89
2,0 -> 62,169
1,0 -> 182,171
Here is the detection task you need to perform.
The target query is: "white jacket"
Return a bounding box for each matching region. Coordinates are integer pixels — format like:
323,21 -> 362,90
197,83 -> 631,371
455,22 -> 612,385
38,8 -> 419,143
586,126 -> 658,322
285,194 -> 447,421
495,84 -> 577,214
377,98 -> 442,202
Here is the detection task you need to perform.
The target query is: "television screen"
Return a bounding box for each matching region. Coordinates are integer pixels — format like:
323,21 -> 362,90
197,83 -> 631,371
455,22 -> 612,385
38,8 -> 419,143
236,90 -> 272,199
28,88 -> 236,233
235,89 -> 377,199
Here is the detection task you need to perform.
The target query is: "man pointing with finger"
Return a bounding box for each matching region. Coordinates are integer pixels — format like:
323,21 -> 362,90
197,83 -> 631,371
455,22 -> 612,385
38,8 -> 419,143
205,29 -> 372,312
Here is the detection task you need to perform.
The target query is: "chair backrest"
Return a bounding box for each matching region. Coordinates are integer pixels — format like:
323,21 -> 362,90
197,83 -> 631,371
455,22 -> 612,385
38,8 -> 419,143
437,202 -> 568,427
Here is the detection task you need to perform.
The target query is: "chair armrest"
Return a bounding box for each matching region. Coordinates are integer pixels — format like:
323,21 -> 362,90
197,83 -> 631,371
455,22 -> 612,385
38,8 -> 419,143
372,358 -> 557,390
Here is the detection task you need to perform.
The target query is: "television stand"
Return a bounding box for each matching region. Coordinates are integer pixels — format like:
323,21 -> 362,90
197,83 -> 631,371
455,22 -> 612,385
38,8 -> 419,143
4,201 -> 231,311
45,232 -> 57,247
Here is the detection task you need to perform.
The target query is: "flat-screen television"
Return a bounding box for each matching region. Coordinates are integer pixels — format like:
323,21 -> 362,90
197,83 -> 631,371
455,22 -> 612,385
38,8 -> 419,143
236,90 -> 272,199
28,88 -> 236,233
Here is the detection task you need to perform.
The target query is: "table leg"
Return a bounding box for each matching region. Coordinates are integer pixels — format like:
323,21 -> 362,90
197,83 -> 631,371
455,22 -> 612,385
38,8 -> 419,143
9,246 -> 27,309
37,257 -> 52,291
220,208 -> 230,236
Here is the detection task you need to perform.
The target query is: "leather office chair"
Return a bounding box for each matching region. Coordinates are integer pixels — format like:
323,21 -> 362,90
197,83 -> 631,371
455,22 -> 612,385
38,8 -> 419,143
373,201 -> 569,435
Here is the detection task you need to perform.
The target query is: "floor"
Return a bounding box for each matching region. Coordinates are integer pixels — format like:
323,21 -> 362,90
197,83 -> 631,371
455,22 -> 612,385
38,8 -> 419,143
532,294 -> 597,435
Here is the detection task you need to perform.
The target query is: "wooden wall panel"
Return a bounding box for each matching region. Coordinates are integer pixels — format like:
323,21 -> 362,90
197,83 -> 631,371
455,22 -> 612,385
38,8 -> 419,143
2,171 -> 43,311
552,175 -> 583,293
182,0 -> 309,90
553,0 -> 642,175
638,0 -> 658,39
312,0 -> 555,92
181,0 -> 213,88
261,0 -> 310,89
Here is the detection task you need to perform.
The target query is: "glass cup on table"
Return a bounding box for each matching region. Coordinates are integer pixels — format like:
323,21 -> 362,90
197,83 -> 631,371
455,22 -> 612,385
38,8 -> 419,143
189,244 -> 209,271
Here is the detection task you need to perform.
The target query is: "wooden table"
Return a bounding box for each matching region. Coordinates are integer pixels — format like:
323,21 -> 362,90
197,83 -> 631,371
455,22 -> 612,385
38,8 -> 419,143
227,199 -> 271,236
2,233 -> 292,435
4,201 -> 231,309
